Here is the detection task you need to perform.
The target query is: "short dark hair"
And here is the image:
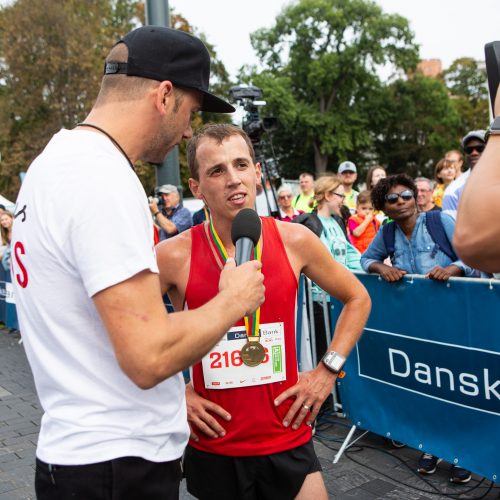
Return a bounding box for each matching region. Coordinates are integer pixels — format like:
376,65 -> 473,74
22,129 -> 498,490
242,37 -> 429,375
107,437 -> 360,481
371,174 -> 417,211
187,123 -> 256,180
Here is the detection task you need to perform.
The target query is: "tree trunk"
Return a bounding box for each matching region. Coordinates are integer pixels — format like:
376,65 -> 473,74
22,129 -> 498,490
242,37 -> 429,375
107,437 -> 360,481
313,142 -> 328,177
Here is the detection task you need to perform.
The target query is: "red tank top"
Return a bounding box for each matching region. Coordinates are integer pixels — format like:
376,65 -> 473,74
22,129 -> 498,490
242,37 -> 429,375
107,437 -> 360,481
185,217 -> 312,456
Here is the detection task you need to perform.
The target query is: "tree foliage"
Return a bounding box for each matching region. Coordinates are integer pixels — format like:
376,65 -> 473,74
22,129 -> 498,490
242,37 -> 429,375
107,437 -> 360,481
0,1 -> 232,201
373,74 -> 461,178
0,0 -> 142,200
443,57 -> 489,133
246,0 -> 419,177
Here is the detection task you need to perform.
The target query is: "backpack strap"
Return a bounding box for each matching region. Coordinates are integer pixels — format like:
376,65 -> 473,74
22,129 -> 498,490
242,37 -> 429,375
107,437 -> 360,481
381,221 -> 396,261
425,211 -> 457,262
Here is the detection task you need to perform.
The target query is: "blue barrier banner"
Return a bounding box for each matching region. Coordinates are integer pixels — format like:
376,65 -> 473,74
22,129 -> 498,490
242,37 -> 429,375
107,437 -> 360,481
0,267 -> 18,330
0,265 -> 6,324
4,270 -> 18,330
334,273 -> 500,481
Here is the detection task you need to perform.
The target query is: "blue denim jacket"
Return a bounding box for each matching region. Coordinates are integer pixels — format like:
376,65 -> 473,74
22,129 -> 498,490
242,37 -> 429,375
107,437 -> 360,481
361,212 -> 478,277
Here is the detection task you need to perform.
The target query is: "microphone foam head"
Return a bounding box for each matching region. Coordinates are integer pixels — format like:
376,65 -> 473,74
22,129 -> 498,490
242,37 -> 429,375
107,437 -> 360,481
231,208 -> 262,246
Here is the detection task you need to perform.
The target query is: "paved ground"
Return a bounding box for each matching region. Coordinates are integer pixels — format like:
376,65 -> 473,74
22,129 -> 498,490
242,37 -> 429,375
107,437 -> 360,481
0,328 -> 498,499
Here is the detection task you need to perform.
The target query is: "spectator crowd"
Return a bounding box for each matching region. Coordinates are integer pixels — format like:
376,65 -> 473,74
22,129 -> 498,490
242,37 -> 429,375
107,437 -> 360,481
248,127 -> 486,485
135,123 -> 488,488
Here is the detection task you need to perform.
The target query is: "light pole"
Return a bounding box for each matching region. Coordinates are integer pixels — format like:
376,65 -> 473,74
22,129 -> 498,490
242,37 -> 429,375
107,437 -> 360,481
144,0 -> 182,194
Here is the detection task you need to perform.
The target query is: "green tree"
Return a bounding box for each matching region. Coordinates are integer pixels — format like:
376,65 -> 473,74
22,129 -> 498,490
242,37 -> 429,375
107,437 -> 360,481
0,0 -> 142,200
443,57 -> 489,133
373,74 -> 461,178
245,0 -> 419,178
0,2 -> 231,201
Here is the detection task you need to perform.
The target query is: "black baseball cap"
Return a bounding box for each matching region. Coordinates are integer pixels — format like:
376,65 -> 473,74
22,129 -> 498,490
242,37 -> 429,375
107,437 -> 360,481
104,26 -> 235,113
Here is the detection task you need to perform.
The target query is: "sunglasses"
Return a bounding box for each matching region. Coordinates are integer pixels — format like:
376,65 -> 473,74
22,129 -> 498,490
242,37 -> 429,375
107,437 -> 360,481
464,144 -> 485,155
279,194 -> 292,199
385,190 -> 414,204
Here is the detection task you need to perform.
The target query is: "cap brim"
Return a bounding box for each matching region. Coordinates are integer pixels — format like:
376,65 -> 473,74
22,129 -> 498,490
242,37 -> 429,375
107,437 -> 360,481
201,91 -> 235,113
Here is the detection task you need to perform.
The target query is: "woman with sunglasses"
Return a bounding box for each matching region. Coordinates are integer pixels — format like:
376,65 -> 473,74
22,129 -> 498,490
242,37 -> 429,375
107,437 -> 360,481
361,173 -> 477,484
361,174 -> 476,283
275,184 -> 304,222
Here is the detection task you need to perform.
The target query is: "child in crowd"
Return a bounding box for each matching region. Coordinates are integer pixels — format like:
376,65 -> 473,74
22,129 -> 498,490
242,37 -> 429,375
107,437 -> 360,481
348,191 -> 380,254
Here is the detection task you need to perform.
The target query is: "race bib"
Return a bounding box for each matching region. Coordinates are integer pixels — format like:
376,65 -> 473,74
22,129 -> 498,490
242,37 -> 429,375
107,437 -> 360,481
202,322 -> 286,389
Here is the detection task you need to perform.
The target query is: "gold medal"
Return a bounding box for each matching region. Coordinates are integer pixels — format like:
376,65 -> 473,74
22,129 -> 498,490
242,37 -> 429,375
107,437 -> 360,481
241,340 -> 266,367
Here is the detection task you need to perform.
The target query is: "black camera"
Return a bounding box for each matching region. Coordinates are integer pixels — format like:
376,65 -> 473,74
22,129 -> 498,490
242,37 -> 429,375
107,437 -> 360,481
229,85 -> 280,216
229,85 -> 277,145
148,188 -> 165,211
485,41 -> 500,115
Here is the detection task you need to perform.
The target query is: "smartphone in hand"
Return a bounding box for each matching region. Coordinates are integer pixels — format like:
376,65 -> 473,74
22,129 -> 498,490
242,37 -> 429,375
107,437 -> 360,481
485,42 -> 500,117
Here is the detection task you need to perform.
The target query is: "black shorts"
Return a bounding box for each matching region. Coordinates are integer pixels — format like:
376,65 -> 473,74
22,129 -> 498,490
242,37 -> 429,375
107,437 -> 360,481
183,439 -> 322,500
35,455 -> 182,500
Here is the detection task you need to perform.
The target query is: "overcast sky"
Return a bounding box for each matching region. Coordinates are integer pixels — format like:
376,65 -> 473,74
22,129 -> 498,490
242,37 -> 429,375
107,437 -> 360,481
169,0 -> 500,79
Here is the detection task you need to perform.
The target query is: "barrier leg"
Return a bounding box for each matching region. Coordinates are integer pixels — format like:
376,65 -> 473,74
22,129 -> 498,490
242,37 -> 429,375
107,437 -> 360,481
305,279 -> 317,367
333,425 -> 369,464
321,296 -> 343,413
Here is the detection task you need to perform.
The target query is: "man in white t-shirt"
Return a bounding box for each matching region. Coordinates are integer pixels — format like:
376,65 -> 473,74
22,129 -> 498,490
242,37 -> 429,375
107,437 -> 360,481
11,26 -> 264,500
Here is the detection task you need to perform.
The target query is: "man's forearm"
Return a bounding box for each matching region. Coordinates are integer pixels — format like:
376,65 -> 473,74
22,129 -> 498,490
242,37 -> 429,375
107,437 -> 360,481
94,263 -> 264,390
156,212 -> 178,235
327,294 -> 371,359
149,290 -> 255,385
455,136 -> 500,271
352,218 -> 370,237
368,261 -> 388,274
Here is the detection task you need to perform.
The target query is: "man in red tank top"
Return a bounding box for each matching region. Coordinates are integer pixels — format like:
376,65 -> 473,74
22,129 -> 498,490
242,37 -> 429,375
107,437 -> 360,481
156,124 -> 371,500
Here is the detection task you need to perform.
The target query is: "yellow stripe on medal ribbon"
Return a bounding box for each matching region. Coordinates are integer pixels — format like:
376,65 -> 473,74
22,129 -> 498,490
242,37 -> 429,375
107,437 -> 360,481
210,218 -> 261,338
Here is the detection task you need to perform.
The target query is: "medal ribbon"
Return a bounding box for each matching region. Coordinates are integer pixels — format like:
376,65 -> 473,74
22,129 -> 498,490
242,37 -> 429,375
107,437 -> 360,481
207,218 -> 262,340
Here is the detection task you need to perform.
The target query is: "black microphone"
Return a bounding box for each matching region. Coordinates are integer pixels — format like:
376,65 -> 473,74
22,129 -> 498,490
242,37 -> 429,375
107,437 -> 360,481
231,209 -> 262,266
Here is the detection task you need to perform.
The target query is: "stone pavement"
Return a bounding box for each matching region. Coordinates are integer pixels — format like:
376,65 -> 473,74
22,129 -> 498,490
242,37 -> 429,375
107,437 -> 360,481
0,328 -> 498,499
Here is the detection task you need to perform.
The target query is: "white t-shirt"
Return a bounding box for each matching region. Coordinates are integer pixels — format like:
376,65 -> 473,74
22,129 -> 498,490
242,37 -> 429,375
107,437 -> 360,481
442,169 -> 471,219
255,188 -> 278,216
11,129 -> 189,465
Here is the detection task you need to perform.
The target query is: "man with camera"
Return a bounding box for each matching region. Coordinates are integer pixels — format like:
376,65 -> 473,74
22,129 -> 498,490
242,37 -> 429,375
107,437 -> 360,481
157,123 -> 371,499
11,26 -> 265,499
149,184 -> 192,240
